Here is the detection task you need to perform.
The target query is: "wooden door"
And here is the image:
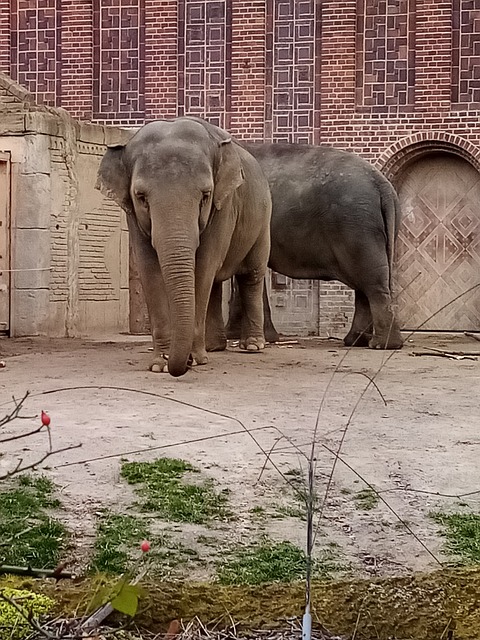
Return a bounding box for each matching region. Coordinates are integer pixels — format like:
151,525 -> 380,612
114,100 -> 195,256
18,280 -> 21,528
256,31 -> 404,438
0,152 -> 10,333
395,153 -> 480,330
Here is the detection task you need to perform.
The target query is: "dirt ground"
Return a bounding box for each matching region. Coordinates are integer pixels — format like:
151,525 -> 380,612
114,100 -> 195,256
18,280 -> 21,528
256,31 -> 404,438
0,332 -> 479,581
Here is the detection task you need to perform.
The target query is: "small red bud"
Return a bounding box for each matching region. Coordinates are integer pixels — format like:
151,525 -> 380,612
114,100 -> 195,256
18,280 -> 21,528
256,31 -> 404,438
140,540 -> 150,553
41,410 -> 51,427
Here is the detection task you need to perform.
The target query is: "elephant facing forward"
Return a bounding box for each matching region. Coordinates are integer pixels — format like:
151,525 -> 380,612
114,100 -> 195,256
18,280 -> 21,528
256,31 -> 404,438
96,117 -> 271,377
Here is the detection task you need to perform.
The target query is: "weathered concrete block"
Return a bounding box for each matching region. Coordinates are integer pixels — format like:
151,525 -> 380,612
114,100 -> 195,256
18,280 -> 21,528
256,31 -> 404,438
12,228 -> 51,289
15,172 -> 52,228
23,134 -> 51,174
11,288 -> 50,336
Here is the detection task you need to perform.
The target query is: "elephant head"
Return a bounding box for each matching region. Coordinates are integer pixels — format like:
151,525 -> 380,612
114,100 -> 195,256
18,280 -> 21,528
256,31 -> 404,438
96,118 -> 244,377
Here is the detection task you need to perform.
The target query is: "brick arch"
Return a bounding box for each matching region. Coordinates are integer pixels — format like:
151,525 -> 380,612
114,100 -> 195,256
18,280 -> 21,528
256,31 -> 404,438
374,132 -> 480,181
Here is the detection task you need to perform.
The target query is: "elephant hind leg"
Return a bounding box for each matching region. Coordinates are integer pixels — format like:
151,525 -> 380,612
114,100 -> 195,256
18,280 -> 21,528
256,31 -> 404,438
236,272 -> 266,351
225,277 -> 243,340
227,276 -> 280,343
263,282 -> 280,343
365,285 -> 403,350
344,290 -> 373,347
206,281 -> 227,352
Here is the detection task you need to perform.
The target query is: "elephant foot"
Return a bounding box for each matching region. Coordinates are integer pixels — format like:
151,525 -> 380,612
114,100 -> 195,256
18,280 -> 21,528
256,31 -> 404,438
192,348 -> 209,366
344,330 -> 371,347
240,336 -> 265,351
369,332 -> 403,350
150,354 -> 169,374
206,336 -> 227,352
264,326 -> 280,344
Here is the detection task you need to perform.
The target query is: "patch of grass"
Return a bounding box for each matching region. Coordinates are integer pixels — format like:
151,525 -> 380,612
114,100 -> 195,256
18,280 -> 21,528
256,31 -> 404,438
0,474 -> 67,568
120,458 -> 231,524
272,504 -> 306,520
431,511 -> 480,564
353,487 -> 379,511
89,512 -> 149,574
217,539 -> 308,585
90,510 -> 203,576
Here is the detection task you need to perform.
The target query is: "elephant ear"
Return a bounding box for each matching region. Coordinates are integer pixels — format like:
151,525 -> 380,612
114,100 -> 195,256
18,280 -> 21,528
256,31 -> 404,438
183,118 -> 244,210
213,137 -> 245,210
96,145 -> 133,214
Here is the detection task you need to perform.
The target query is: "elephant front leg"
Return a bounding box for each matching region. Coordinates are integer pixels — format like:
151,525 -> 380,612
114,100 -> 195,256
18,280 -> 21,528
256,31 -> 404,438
127,216 -> 170,372
237,271 -> 266,351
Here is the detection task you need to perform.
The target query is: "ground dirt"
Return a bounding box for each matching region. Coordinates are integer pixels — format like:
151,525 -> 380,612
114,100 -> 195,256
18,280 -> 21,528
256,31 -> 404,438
0,332 -> 479,582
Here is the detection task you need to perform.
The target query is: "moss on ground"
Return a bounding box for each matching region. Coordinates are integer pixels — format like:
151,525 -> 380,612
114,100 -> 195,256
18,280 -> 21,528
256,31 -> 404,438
2,566 -> 479,639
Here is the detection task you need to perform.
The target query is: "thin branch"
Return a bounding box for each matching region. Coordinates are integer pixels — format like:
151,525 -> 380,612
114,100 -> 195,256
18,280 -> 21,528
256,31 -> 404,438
0,443 -> 82,481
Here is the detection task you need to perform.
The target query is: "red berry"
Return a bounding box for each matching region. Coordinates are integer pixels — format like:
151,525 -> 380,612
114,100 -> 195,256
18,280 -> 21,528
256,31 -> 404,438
140,540 -> 150,553
41,411 -> 51,427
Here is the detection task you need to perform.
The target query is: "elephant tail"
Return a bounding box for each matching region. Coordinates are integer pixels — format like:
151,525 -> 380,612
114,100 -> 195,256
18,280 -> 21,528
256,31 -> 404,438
378,174 -> 402,292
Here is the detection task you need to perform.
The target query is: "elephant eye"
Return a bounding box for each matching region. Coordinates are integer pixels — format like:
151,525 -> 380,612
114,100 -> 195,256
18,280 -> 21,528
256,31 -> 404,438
201,190 -> 211,206
135,191 -> 147,206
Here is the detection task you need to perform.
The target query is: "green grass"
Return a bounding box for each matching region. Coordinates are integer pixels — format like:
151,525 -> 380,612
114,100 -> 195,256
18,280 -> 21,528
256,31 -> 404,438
353,487 -> 380,511
431,511 -> 480,564
89,512 -> 150,574
89,510 -> 202,576
0,475 -> 67,568
216,539 -> 308,585
120,458 -> 231,524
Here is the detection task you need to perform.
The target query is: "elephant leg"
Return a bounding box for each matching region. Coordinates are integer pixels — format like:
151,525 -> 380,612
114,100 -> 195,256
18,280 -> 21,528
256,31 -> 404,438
263,281 -> 280,343
344,290 -> 373,347
206,281 -> 227,352
127,215 -> 170,372
225,277 -> 243,340
365,285 -> 403,350
236,271 -> 266,351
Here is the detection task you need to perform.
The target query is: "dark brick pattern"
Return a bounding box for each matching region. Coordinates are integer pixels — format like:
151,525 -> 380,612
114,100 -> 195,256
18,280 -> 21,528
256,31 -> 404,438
10,0 -> 61,107
265,0 -> 317,143
178,0 -> 231,128
452,0 -> 480,106
92,0 -> 145,123
356,0 -> 415,111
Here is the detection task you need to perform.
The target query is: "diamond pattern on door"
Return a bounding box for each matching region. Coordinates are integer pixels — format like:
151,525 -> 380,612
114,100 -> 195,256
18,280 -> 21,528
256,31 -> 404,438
395,153 -> 480,330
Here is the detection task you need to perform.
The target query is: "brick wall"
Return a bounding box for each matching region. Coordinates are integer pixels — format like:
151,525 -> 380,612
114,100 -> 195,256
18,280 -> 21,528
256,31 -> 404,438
145,0 -> 177,120
230,0 -> 266,140
0,1 -> 9,73
61,1 -> 93,120
4,0 -> 480,338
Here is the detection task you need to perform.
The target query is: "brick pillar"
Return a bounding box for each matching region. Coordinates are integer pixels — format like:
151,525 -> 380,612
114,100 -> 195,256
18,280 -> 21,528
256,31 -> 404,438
319,0 -> 357,145
61,1 -> 93,120
416,0 -> 452,113
145,0 -> 177,120
230,0 -> 266,140
0,1 -> 9,74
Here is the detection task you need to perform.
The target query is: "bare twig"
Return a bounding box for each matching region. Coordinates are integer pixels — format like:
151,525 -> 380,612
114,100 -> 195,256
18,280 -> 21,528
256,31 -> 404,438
465,331 -> 480,342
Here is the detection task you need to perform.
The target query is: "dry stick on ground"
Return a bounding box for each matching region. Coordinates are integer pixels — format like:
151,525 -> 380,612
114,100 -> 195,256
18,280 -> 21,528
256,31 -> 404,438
465,331 -> 480,342
411,351 -> 478,360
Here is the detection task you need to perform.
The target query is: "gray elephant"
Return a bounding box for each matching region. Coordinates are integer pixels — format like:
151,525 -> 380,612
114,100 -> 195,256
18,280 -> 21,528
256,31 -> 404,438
219,143 -> 403,350
96,117 -> 271,377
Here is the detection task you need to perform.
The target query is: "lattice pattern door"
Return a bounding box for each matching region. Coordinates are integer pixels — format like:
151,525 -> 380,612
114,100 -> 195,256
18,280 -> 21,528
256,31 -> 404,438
395,154 -> 480,330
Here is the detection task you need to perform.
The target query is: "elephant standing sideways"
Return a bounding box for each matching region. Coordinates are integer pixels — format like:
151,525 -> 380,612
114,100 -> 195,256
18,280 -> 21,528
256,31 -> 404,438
222,143 -> 403,350
96,117 -> 271,377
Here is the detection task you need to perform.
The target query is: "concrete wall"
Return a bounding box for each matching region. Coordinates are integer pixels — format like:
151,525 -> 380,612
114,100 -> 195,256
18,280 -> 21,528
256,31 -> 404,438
0,73 -> 130,337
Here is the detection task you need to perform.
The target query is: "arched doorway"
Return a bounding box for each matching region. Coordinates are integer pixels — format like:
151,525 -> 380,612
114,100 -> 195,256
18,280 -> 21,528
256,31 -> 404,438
394,152 -> 480,330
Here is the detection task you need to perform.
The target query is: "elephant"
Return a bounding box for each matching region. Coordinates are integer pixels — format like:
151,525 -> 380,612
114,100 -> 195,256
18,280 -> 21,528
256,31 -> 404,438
215,143 -> 403,350
96,117 -> 271,377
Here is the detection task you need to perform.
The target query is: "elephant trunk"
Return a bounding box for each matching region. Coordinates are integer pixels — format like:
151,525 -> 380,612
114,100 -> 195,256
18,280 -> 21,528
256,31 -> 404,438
152,229 -> 197,378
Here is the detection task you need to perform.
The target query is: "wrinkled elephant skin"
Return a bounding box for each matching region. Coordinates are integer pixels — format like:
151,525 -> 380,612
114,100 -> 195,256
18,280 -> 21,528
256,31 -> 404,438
96,117 -> 271,377
225,143 -> 403,350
